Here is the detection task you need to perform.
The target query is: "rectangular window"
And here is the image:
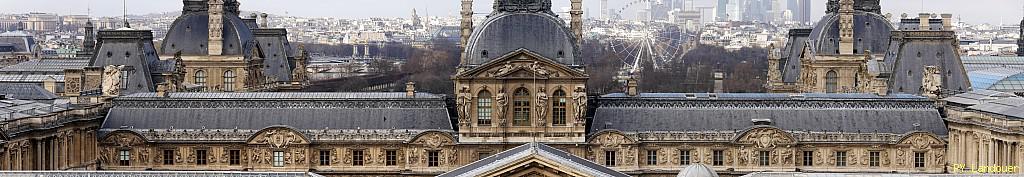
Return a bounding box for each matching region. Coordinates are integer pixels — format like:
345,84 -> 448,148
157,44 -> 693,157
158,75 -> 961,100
604,150 -> 617,166
552,97 -> 567,125
120,70 -> 130,89
427,150 -> 440,167
713,150 -> 724,166
646,150 -> 658,165
163,150 -> 174,165
477,96 -> 492,125
385,150 -> 397,166
273,151 -> 285,167
679,150 -> 691,165
835,151 -> 847,167
914,152 -> 925,168
758,151 -> 771,166
229,150 -> 240,165
802,151 -> 814,166
119,150 -> 131,166
223,71 -> 235,92
512,91 -> 531,126
319,150 -> 331,166
869,151 -> 880,167
352,149 -> 364,166
196,149 -> 207,165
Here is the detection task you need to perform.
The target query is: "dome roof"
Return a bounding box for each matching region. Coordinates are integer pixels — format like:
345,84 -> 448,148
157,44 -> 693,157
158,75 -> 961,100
808,11 -> 893,55
677,163 -> 718,177
160,8 -> 254,56
463,9 -> 579,66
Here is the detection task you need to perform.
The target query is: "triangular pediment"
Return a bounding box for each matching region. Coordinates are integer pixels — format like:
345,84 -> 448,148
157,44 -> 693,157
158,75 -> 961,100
456,48 -> 587,79
439,143 -> 629,177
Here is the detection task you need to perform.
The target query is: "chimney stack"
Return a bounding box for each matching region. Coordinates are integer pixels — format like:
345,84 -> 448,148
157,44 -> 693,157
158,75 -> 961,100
208,0 -> 225,56
626,77 -> 638,97
364,44 -> 371,58
260,13 -> 269,28
919,13 -> 931,30
940,13 -> 953,31
405,81 -> 416,97
714,72 -> 724,93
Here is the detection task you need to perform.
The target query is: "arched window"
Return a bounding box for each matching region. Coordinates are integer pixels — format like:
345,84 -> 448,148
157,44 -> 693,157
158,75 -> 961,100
512,88 -> 530,126
223,70 -> 236,92
825,70 -> 838,93
551,89 -> 567,126
194,70 -> 206,86
477,90 -> 493,126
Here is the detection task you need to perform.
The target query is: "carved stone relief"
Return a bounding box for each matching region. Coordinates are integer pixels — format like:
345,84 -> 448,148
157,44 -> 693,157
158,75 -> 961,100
739,128 -> 793,149
102,65 -> 123,96
251,128 -> 307,148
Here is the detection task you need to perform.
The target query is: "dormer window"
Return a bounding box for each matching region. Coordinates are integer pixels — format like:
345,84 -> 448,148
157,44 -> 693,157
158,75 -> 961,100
557,50 -> 564,59
481,50 -> 489,59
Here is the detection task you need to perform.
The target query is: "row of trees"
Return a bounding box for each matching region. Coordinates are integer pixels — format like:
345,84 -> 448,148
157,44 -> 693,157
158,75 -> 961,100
299,40 -> 768,95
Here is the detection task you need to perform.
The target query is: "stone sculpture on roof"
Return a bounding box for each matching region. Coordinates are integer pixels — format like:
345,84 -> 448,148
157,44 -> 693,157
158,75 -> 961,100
101,65 -> 123,96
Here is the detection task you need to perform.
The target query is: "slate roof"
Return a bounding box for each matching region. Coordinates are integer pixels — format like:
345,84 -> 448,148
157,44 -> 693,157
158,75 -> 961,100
0,74 -> 64,83
0,31 -> 34,53
808,11 -> 893,56
944,90 -> 1024,119
0,98 -> 69,121
160,4 -> 255,57
253,28 -> 294,82
943,89 -> 1017,106
90,30 -> 160,94
463,4 -> 580,67
0,59 -> 89,73
439,142 -> 629,177
780,10 -> 897,84
882,31 -> 971,94
780,29 -> 810,83
0,83 -> 57,100
101,92 -> 453,140
592,93 -> 947,136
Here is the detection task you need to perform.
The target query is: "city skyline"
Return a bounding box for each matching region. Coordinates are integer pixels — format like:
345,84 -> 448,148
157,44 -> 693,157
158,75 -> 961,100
1,0 -> 1022,25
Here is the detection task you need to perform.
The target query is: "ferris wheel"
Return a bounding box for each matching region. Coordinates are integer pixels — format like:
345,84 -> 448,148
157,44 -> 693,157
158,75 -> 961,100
606,19 -> 692,77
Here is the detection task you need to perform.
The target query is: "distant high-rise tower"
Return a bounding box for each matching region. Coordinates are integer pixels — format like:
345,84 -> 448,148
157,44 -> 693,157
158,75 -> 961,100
601,0 -> 609,20
798,0 -> 810,23
716,0 -> 728,21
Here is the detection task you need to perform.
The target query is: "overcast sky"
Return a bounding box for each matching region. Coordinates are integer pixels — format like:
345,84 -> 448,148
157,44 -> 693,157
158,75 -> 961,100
1,0 -> 1022,25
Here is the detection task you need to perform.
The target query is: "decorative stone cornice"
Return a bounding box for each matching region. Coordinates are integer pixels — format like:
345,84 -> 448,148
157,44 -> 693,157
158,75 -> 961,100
597,99 -> 934,110
112,99 -> 446,109
620,131 -> 923,144
119,128 -> 451,143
